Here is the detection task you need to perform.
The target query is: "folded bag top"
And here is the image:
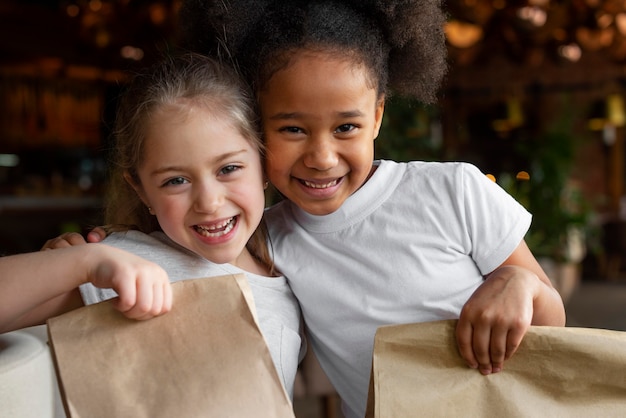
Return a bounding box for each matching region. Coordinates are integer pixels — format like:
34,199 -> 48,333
367,319 -> 626,418
47,274 -> 295,418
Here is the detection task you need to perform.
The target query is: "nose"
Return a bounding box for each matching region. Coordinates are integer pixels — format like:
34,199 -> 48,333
193,181 -> 223,214
302,135 -> 338,171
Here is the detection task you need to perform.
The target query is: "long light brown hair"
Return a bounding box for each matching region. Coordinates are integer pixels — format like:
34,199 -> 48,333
105,52 -> 275,274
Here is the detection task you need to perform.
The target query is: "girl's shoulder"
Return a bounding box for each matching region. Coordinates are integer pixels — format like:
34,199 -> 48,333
384,160 -> 496,202
397,160 -> 487,182
103,230 -> 196,259
105,229 -> 166,246
380,159 -> 479,181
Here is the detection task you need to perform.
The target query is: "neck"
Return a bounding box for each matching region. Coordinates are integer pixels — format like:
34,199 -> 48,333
233,248 -> 273,277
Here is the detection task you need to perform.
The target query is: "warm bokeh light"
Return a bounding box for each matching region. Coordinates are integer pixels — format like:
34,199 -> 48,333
558,43 -> 582,62
120,46 -> 145,61
66,4 -> 80,17
445,20 -> 483,48
517,6 -> 547,27
89,0 -> 103,13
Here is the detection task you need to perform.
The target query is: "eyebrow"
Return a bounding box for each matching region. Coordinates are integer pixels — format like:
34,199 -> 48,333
267,110 -> 365,120
148,149 -> 249,176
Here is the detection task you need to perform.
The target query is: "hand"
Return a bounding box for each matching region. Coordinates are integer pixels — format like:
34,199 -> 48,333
87,244 -> 172,320
41,226 -> 108,250
455,265 -> 536,375
86,226 -> 107,243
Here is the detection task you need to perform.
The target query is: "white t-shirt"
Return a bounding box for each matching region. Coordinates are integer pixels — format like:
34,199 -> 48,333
265,160 -> 532,417
79,230 -> 304,399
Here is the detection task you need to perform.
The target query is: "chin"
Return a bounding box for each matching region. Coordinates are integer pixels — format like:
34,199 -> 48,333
300,203 -> 341,216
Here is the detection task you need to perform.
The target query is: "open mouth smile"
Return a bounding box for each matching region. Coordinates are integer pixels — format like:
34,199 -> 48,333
193,216 -> 237,237
300,178 -> 339,189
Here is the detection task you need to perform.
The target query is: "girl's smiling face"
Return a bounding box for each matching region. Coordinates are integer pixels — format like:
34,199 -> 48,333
131,104 -> 265,267
259,51 -> 385,216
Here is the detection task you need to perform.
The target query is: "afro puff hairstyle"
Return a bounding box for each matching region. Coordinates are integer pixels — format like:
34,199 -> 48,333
177,0 -> 448,104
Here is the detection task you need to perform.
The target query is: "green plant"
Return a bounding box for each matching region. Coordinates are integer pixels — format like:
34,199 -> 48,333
497,99 -> 595,263
376,96 -> 442,162
500,170 -> 591,263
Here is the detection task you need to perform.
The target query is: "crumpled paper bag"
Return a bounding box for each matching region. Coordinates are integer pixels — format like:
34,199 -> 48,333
366,319 -> 626,417
47,274 -> 294,418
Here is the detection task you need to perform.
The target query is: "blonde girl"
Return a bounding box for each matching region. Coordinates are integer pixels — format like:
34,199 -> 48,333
12,53 -> 304,398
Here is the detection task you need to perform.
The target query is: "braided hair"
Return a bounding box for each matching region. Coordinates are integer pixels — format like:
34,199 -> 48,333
178,0 -> 448,104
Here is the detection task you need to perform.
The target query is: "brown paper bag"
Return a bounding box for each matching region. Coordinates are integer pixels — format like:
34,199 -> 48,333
47,274 -> 295,418
366,319 -> 626,417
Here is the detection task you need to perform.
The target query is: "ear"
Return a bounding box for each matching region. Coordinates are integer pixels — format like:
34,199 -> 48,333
124,171 -> 149,207
373,95 -> 386,140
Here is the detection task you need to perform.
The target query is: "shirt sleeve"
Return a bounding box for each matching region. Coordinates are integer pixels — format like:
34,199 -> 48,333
461,163 -> 532,275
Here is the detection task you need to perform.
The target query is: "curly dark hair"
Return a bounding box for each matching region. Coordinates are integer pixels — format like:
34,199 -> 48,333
177,0 -> 448,104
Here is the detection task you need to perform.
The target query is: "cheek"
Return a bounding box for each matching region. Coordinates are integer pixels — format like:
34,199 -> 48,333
350,140 -> 375,167
152,197 -> 185,224
264,150 -> 288,184
237,172 -> 266,205
265,161 -> 282,186
238,185 -> 266,225
265,141 -> 297,175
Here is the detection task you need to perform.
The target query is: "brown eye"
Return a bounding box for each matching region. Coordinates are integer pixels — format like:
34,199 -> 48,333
163,177 -> 187,187
280,126 -> 304,134
335,123 -> 356,133
219,164 -> 241,175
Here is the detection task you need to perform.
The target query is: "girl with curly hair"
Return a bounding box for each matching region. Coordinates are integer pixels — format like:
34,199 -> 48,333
60,1 -> 565,415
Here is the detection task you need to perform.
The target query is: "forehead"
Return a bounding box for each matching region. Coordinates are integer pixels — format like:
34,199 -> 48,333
154,98 -> 222,122
260,51 -> 379,111
149,101 -> 243,138
270,48 -> 378,91
144,105 -> 245,149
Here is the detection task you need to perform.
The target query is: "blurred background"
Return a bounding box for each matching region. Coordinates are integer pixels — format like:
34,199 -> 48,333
2,1 -> 626,417
0,0 -> 626,299
2,0 -> 626,306
4,0 -> 624,281
0,0 -> 179,255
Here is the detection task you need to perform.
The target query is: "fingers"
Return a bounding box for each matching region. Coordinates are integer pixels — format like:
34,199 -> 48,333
90,246 -> 172,321
41,232 -> 88,250
87,227 -> 108,243
110,276 -> 138,315
488,327 -> 507,374
456,318 -> 526,375
457,321 -> 499,375
472,324 -> 494,375
113,269 -> 172,321
455,319 -> 477,370
41,226 -> 108,250
123,282 -> 172,321
503,324 -> 525,361
456,266 -> 537,375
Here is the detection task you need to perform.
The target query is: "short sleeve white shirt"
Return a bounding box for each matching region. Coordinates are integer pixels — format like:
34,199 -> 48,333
265,160 -> 531,417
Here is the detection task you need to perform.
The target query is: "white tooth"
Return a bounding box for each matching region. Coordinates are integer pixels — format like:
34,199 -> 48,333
196,217 -> 235,236
304,179 -> 337,189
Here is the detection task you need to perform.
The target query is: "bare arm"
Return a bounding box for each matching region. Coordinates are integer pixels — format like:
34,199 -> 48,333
0,244 -> 172,334
456,240 -> 565,375
499,239 -> 565,326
